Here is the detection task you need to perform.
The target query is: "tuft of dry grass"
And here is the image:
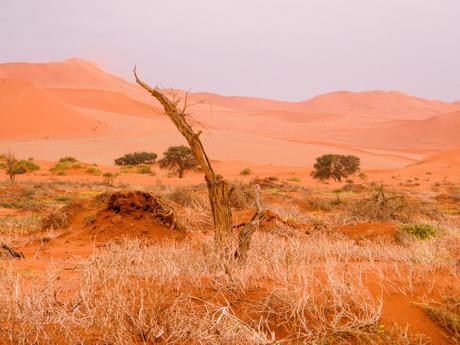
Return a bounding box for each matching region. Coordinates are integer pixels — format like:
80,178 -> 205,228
0,213 -> 43,237
422,296 -> 460,341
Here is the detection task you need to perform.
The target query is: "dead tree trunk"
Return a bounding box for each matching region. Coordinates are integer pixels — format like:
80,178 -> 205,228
134,68 -> 234,254
133,67 -> 263,262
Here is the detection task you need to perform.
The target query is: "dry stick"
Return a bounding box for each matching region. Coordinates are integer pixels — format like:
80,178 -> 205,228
235,184 -> 264,263
134,67 -> 261,262
1,243 -> 25,259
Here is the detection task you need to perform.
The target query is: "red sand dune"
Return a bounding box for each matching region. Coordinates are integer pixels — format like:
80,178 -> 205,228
298,90 -> 459,120
0,79 -> 103,140
0,58 -> 152,103
192,90 -> 460,121
0,58 -> 459,169
47,88 -> 162,117
331,110 -> 460,152
421,144 -> 460,167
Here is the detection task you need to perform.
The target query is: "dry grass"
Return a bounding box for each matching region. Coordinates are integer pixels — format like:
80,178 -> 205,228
0,213 -> 43,237
0,225 -> 457,344
422,296 -> 460,341
0,183 -> 458,343
349,186 -> 413,222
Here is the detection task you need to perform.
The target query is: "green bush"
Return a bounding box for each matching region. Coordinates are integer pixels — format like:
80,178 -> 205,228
58,157 -> 78,163
50,159 -> 82,173
287,177 -> 301,182
137,165 -> 152,174
311,154 -> 360,182
399,223 -> 438,240
159,146 -> 197,178
114,152 -> 157,166
85,166 -> 102,175
240,168 -> 251,176
16,160 -> 40,172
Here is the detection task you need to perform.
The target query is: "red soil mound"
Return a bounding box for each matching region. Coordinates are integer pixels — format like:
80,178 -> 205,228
41,191 -> 185,248
0,79 -> 102,139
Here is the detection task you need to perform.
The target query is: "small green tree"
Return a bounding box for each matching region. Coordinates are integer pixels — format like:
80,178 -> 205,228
311,154 -> 360,182
3,152 -> 26,183
159,145 -> 197,178
114,151 -> 157,166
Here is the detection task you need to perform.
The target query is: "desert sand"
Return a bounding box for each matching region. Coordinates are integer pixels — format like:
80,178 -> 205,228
1,59 -> 460,170
0,59 -> 459,344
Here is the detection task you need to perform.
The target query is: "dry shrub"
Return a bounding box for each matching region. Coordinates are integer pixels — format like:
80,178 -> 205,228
422,295 -> 460,341
168,185 -> 209,210
229,181 -> 255,209
0,213 -> 42,237
349,186 -> 413,222
166,186 -> 212,231
41,205 -> 73,231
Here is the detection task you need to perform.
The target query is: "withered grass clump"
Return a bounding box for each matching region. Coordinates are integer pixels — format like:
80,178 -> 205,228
422,296 -> 460,340
167,185 -> 209,210
0,213 -> 43,237
349,186 -> 413,222
229,181 -> 255,209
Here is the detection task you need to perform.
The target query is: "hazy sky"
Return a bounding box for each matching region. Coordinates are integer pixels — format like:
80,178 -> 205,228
1,0 -> 459,101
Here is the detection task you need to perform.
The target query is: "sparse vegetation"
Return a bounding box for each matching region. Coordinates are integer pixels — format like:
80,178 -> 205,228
423,297 -> 460,340
239,168 -> 251,176
114,151 -> 157,166
399,222 -> 439,240
158,145 -> 197,178
136,164 -> 152,174
1,152 -> 37,182
350,186 -> 412,222
311,154 -> 360,182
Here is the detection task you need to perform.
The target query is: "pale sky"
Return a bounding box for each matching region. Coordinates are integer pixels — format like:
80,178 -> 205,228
1,0 -> 459,101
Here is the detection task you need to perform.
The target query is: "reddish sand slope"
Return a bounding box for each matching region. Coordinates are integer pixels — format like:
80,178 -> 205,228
0,79 -> 103,140
47,88 -> 162,117
190,92 -> 304,112
0,58 -> 152,103
298,90 -> 459,120
321,110 -> 460,152
421,144 -> 460,167
192,90 -> 460,121
1,58 -> 459,169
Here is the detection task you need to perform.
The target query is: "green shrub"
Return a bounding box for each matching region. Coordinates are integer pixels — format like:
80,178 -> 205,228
399,223 -> 438,240
137,165 -> 152,174
50,160 -> 77,173
114,152 -> 157,166
58,157 -> 78,163
85,166 -> 102,175
311,154 -> 360,182
16,160 -> 40,172
159,145 -> 197,178
240,168 -> 251,176
55,195 -> 71,202
287,177 -> 301,182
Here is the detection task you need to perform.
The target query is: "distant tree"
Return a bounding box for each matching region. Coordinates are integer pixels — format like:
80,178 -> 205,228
311,154 -> 360,182
159,145 -> 197,178
3,152 -> 26,183
114,151 -> 157,166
